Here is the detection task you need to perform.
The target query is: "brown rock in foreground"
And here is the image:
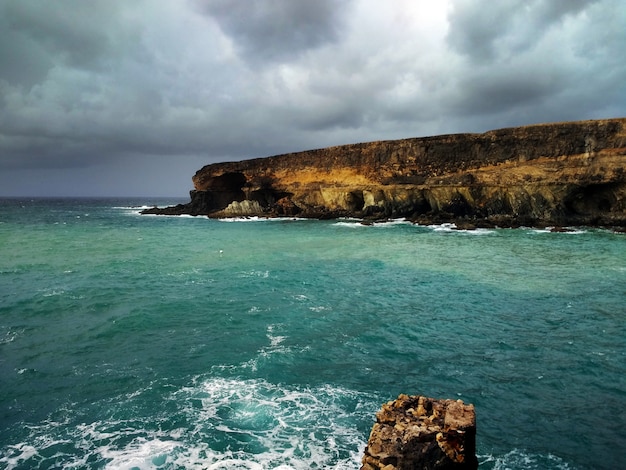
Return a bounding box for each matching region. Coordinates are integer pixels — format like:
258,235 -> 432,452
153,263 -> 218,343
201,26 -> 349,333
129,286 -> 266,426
361,394 -> 477,470
143,118 -> 626,227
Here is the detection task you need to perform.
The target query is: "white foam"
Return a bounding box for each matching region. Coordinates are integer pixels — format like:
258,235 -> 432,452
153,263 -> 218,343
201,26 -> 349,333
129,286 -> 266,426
238,270 -> 270,278
218,216 -> 306,223
41,288 -> 66,297
0,327 -> 22,344
333,221 -> 365,228
206,458 -> 264,469
97,437 -> 182,470
371,218 -> 411,227
0,443 -> 39,469
427,222 -> 457,231
418,223 -> 498,235
3,377 -> 374,469
112,205 -> 154,210
309,306 -> 330,312
480,448 -> 574,470
268,334 -> 286,348
334,219 -> 410,228
130,211 -> 204,219
530,227 -> 587,234
169,377 -> 374,469
457,228 -> 495,235
333,219 -> 367,228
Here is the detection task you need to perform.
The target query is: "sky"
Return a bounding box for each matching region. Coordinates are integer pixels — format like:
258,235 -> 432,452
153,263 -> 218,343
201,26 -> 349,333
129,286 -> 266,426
0,0 -> 624,197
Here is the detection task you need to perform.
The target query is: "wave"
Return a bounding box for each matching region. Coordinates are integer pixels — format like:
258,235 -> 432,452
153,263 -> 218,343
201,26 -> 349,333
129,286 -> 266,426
0,377 -> 375,469
132,212 -> 201,219
333,218 -> 410,228
2,390 -> 579,470
420,222 -> 495,235
169,377 -> 373,469
219,216 -> 308,223
112,205 -> 155,211
0,327 -> 22,345
333,221 -> 365,228
478,448 -> 575,469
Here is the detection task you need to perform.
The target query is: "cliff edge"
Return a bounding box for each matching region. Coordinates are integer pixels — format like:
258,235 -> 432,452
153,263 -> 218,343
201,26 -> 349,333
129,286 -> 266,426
143,118 -> 626,227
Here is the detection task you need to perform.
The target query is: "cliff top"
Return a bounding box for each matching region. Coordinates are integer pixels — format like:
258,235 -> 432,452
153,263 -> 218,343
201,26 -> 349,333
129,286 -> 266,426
193,117 -> 626,189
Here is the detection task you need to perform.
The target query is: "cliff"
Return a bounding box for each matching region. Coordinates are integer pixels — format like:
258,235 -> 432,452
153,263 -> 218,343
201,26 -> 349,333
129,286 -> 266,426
143,118 -> 626,227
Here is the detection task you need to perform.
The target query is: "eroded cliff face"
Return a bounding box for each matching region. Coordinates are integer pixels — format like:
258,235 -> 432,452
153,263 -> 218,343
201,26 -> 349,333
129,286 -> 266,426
144,118 -> 626,226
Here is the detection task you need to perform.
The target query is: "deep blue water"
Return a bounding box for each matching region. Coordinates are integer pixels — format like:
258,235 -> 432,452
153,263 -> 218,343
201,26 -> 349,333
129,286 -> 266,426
0,198 -> 624,469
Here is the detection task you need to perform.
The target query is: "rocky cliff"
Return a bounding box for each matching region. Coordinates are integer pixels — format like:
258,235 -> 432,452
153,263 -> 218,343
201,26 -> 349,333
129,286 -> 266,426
143,118 -> 626,227
361,394 -> 477,470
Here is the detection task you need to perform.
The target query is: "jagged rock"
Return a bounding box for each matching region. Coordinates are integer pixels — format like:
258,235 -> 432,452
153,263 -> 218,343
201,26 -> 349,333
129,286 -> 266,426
213,200 -> 265,217
272,196 -> 301,216
142,118 -> 626,227
361,394 -> 477,470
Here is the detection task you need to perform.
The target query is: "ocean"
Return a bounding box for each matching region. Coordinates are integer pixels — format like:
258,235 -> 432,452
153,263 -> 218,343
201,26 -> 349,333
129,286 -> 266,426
0,198 -> 624,469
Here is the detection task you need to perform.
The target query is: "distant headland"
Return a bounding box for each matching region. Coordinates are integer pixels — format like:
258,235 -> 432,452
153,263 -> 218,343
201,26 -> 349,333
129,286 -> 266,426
143,118 -> 626,228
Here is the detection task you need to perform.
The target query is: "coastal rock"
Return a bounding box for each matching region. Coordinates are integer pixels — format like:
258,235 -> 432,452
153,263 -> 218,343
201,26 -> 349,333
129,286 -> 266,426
361,394 -> 477,470
214,199 -> 265,217
143,118 -> 626,227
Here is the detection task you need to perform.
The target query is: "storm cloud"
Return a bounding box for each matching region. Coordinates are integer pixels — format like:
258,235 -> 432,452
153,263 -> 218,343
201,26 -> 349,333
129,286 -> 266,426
195,0 -> 348,63
0,0 -> 624,196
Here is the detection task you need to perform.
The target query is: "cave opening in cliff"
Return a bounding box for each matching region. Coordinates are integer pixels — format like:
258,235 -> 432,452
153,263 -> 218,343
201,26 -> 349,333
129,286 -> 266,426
564,183 -> 620,215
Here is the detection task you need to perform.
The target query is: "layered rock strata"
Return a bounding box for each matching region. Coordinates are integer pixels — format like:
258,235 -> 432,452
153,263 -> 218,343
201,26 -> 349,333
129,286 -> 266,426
143,118 -> 626,227
361,394 -> 477,470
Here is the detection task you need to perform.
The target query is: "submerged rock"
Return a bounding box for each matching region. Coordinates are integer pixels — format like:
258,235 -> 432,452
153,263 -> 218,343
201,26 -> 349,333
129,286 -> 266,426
361,394 -> 477,470
143,118 -> 626,227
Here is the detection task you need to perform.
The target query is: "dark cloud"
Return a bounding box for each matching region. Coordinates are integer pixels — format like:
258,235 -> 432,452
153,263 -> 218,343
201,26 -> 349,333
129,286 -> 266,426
444,0 -> 624,123
195,0 -> 350,63
0,0 -> 623,196
0,1 -> 138,86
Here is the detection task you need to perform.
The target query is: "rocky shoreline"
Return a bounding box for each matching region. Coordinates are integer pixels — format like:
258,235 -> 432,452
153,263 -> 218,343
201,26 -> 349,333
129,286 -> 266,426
143,118 -> 626,228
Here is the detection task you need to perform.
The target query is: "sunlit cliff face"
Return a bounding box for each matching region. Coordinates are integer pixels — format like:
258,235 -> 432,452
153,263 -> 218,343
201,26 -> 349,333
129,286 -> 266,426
156,119 -> 626,225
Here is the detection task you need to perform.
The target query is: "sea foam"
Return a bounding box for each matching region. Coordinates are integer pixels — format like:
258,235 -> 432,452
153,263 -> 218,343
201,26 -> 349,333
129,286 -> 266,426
0,377 -> 372,469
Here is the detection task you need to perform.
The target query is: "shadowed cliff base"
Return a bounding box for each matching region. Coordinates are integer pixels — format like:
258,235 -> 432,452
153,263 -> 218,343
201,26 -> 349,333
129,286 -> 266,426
142,118 -> 626,228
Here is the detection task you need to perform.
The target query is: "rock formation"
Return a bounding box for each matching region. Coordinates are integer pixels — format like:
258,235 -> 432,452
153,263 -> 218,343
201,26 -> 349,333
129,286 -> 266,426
361,394 -> 477,470
142,118 -> 626,227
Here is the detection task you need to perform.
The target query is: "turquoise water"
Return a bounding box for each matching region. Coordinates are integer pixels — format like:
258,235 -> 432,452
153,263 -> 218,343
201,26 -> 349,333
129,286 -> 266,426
0,198 -> 624,469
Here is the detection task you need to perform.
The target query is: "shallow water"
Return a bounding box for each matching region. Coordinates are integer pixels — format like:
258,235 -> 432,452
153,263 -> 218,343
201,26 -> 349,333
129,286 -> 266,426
1,198 -> 625,469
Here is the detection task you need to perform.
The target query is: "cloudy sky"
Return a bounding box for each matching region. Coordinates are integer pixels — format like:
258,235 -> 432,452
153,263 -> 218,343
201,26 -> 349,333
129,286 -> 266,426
1,0 -> 624,197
